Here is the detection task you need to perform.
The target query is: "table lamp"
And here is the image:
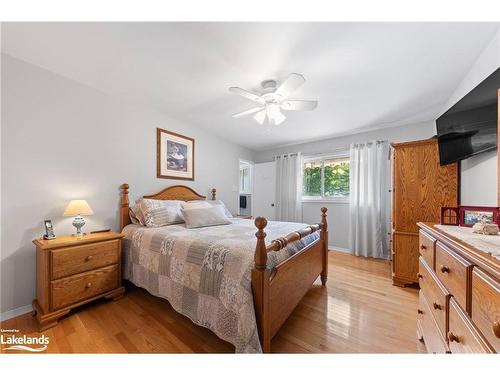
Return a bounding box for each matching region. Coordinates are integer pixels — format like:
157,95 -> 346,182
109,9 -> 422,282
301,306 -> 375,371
63,199 -> 94,236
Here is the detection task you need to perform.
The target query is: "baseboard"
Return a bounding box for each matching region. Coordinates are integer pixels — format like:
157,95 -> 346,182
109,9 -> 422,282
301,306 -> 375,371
0,304 -> 33,322
328,246 -> 352,254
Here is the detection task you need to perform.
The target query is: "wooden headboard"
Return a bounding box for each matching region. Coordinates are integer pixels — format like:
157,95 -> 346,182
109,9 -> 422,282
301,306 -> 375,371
119,183 -> 216,231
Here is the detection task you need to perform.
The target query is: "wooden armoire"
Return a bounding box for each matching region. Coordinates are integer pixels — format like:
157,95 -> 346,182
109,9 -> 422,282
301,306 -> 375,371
391,138 -> 458,287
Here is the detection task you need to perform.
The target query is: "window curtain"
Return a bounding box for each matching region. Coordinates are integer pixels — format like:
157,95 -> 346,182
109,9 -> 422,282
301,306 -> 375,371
275,153 -> 302,222
348,141 -> 390,259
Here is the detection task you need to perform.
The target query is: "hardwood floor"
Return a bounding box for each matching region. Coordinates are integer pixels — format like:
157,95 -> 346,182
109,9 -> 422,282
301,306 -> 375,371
0,251 -> 419,353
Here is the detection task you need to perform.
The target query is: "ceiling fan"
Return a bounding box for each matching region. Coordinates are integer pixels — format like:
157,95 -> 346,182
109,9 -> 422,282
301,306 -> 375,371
229,73 -> 318,126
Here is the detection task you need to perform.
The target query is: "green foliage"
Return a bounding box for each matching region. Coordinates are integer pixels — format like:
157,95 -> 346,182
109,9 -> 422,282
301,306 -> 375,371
303,161 -> 350,197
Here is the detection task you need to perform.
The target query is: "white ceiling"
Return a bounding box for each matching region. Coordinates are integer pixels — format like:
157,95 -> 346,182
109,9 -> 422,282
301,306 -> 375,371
2,22 -> 499,150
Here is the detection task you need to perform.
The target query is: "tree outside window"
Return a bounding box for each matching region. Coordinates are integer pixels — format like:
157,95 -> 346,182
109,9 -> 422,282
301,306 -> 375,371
303,156 -> 350,200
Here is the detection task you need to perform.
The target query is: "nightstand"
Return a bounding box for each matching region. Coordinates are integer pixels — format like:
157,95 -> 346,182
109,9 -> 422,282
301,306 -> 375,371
32,231 -> 125,331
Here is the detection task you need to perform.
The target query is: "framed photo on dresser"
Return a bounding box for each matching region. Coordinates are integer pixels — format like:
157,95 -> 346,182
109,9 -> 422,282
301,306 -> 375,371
157,128 -> 195,180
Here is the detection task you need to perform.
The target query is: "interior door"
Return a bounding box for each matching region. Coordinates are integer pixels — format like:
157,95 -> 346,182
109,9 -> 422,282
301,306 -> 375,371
253,161 -> 276,220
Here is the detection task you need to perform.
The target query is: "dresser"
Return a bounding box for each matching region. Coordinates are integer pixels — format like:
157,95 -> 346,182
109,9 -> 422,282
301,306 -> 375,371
416,223 -> 499,353
32,232 -> 125,331
391,139 -> 458,287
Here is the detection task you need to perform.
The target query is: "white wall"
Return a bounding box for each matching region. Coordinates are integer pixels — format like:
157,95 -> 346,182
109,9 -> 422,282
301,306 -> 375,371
255,121 -> 437,250
443,29 -> 500,206
0,54 -> 255,317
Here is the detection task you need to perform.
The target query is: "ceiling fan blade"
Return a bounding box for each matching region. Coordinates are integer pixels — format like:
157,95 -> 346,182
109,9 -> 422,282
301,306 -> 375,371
281,100 -> 318,111
232,106 -> 264,118
229,87 -> 265,105
253,109 -> 267,125
274,73 -> 305,99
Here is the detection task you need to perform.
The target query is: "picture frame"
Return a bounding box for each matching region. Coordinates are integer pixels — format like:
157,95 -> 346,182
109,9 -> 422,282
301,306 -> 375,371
459,206 -> 499,227
157,128 -> 195,181
441,206 -> 500,227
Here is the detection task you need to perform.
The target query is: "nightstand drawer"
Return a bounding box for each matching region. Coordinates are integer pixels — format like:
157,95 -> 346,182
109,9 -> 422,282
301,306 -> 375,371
51,239 -> 119,279
51,265 -> 119,310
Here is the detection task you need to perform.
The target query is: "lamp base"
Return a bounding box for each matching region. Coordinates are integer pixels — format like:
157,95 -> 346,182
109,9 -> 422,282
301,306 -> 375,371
72,215 -> 86,236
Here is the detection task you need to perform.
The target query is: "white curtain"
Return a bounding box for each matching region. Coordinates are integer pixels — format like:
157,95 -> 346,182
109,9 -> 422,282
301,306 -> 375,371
348,141 -> 390,259
275,153 -> 302,222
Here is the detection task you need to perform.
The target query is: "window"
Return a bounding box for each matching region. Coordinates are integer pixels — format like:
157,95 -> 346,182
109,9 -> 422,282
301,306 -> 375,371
302,154 -> 350,201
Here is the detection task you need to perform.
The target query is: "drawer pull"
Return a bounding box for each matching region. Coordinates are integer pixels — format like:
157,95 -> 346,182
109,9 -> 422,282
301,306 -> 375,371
417,309 -> 424,315
417,273 -> 423,279
85,282 -> 92,289
85,255 -> 93,261
439,265 -> 450,273
493,321 -> 500,339
448,332 -> 460,343
432,302 -> 442,310
420,245 -> 427,250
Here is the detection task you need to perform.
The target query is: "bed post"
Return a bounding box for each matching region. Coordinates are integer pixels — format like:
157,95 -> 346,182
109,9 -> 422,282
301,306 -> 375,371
252,217 -> 271,353
211,188 -> 216,200
119,183 -> 131,231
320,207 -> 328,286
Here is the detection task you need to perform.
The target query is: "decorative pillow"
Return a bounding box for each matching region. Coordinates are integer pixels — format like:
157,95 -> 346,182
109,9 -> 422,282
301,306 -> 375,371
137,199 -> 184,227
128,205 -> 144,226
186,199 -> 233,218
181,205 -> 232,229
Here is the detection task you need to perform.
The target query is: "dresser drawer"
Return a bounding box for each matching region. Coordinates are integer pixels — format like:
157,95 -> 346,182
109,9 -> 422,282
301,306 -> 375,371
435,242 -> 472,310
448,297 -> 493,353
418,292 -> 449,353
418,257 -> 449,337
51,240 -> 120,279
51,265 -> 119,310
471,269 -> 500,352
419,231 -> 436,269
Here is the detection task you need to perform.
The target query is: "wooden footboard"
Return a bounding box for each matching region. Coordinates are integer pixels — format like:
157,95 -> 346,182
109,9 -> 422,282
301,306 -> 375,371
252,208 -> 328,353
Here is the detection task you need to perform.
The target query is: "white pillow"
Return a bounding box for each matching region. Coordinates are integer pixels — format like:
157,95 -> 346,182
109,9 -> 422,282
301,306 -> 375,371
185,199 -> 233,218
181,200 -> 211,210
181,205 -> 232,229
137,199 -> 184,227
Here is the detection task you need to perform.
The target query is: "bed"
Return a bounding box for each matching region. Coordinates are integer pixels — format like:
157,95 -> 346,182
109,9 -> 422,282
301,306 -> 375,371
119,183 -> 328,353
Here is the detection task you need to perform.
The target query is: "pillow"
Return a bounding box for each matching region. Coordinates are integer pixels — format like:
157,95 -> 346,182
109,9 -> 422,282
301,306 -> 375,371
128,205 -> 144,226
181,200 -> 211,210
181,205 -> 232,229
137,199 -> 184,227
186,199 -> 233,218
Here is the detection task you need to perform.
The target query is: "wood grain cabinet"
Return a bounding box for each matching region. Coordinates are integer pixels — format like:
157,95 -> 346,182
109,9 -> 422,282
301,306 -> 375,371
417,223 -> 498,354
32,232 -> 125,331
391,139 -> 458,287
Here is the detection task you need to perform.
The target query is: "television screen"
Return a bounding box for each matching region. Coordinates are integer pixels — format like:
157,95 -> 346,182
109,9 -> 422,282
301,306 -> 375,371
436,68 -> 499,166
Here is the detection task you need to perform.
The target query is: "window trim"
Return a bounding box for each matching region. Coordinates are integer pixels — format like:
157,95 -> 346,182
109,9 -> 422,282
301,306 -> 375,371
301,149 -> 350,202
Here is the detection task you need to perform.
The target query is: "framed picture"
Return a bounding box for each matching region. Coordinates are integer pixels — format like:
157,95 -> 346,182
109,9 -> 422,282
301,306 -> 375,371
157,128 -> 195,180
459,206 -> 499,227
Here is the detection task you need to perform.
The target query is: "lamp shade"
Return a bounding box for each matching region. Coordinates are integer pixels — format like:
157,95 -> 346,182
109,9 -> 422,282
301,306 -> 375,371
63,200 -> 94,217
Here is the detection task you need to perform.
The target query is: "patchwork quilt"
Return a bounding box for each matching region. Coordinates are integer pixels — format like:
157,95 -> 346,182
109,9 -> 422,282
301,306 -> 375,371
122,218 -> 320,353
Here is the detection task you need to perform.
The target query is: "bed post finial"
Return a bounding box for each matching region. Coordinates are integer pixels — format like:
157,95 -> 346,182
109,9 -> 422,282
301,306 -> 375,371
320,207 -> 328,286
211,188 -> 216,200
119,183 -> 131,231
254,217 -> 268,269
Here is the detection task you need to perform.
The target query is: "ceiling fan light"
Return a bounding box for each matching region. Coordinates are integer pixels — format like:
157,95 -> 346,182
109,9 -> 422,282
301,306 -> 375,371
253,109 -> 266,125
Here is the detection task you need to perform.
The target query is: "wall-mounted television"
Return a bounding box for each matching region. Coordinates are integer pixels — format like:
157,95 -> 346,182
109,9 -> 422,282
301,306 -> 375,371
436,68 -> 499,166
